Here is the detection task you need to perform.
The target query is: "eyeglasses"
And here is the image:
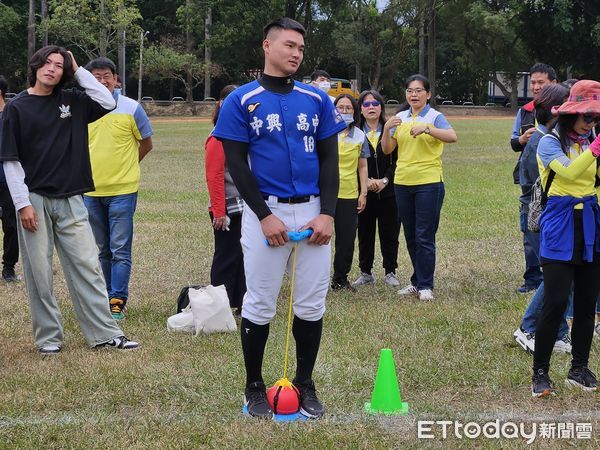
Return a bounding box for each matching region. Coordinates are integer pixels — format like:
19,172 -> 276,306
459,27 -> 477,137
406,88 -> 426,95
362,100 -> 380,107
583,114 -> 600,124
337,106 -> 353,113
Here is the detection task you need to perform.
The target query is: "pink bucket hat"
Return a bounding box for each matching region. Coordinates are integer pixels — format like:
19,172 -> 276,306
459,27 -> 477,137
552,80 -> 600,115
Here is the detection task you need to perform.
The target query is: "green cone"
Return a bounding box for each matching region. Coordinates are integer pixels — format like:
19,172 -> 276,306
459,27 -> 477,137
364,348 -> 409,415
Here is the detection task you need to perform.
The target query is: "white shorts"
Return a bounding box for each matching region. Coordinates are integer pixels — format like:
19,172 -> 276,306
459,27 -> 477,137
240,196 -> 331,325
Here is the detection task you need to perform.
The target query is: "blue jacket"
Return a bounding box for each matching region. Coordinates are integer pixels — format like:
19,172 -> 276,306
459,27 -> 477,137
540,195 -> 600,262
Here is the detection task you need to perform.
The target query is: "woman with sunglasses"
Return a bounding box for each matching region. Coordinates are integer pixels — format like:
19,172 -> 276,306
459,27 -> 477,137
351,90 -> 401,288
531,80 -> 600,397
331,94 -> 369,291
381,74 -> 457,301
205,84 -> 245,315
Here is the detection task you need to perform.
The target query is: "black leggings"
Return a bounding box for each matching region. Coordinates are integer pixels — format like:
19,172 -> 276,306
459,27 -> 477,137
209,213 -> 246,309
333,198 -> 358,283
533,262 -> 600,373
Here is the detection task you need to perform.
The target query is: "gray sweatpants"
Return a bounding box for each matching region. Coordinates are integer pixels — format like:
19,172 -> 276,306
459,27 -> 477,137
17,193 -> 123,349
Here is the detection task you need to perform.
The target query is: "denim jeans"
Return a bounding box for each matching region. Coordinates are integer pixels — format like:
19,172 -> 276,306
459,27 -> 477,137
84,193 -> 137,301
394,182 -> 445,290
520,281 -> 571,339
519,206 -> 543,288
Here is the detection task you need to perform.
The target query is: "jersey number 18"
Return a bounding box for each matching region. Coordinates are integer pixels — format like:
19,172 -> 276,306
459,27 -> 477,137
303,135 -> 315,152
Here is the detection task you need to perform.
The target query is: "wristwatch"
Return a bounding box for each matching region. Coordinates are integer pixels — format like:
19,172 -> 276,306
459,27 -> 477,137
424,126 -> 431,134
382,177 -> 389,185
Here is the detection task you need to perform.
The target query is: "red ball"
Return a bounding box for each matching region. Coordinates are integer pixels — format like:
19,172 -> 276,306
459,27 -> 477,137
267,383 -> 301,415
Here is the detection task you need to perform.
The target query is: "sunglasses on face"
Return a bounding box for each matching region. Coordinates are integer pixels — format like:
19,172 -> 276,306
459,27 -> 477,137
583,114 -> 600,124
362,100 -> 380,107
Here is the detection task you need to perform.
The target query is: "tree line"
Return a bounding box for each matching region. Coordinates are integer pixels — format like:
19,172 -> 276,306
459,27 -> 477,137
1,1 -> 599,108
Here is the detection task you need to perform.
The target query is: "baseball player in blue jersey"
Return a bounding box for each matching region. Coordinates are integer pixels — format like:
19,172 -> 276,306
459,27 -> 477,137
213,17 -> 345,419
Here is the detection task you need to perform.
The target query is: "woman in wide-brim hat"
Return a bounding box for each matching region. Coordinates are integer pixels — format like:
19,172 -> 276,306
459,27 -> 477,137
531,80 -> 600,397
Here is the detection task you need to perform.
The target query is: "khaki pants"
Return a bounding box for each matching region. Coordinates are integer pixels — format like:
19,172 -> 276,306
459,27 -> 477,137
17,193 -> 123,348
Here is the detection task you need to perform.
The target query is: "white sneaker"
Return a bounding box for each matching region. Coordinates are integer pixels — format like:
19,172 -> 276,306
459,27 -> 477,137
352,272 -> 375,287
397,284 -> 418,296
553,335 -> 572,354
39,344 -> 61,355
513,327 -> 535,354
383,272 -> 400,286
95,336 -> 140,351
418,289 -> 434,301
594,323 -> 600,338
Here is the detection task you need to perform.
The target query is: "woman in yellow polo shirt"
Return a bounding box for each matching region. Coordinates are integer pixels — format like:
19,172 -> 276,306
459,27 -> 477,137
530,80 -> 600,397
381,74 -> 457,301
331,94 -> 369,291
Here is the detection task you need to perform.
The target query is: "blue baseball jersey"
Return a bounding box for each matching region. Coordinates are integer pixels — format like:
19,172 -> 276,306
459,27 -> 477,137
213,80 -> 346,198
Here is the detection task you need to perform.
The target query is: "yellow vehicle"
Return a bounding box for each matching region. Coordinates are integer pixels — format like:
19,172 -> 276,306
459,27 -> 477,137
328,78 -> 359,99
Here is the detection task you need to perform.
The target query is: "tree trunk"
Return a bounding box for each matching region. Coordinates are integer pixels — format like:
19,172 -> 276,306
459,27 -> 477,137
510,73 -> 519,113
185,0 -> 194,103
488,73 -> 512,99
41,0 -> 48,47
355,62 -> 361,93
118,30 -> 126,95
204,6 -> 212,100
304,0 -> 312,33
28,0 -> 36,64
99,0 -> 108,56
427,6 -> 436,105
369,44 -> 383,90
418,15 -> 425,75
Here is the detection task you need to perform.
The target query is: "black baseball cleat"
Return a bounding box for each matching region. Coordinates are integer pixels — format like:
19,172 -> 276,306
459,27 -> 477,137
244,382 -> 273,418
295,379 -> 325,418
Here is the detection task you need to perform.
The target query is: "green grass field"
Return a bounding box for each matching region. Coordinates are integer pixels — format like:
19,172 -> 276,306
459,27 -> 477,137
1,117 -> 598,448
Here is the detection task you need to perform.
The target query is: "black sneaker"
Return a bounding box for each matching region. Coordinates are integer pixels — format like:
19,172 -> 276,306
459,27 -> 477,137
531,369 -> 556,398
2,266 -> 19,282
516,284 -> 538,294
295,379 -> 325,418
94,336 -> 140,350
244,382 -> 273,418
331,279 -> 357,293
566,366 -> 598,392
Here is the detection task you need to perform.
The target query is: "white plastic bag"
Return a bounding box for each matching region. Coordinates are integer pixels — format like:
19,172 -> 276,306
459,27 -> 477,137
166,305 -> 195,333
188,284 -> 236,335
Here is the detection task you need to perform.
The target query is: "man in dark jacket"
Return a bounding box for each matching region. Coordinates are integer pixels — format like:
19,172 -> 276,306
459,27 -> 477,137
510,63 -> 556,294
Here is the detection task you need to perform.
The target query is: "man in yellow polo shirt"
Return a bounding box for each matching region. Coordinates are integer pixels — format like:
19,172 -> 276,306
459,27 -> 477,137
84,57 -> 153,320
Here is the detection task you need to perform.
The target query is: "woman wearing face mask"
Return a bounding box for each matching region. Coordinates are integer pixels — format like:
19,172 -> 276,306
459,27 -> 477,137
381,74 -> 457,301
331,94 -> 369,291
352,90 -> 401,288
530,80 -> 600,397
205,84 -> 245,315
